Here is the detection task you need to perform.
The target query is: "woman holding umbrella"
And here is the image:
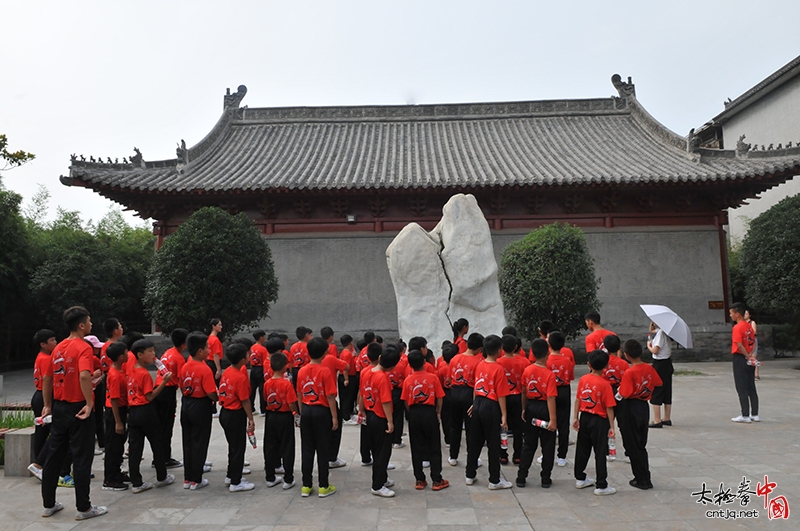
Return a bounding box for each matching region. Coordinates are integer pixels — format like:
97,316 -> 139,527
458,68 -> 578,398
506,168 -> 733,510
647,321 -> 672,428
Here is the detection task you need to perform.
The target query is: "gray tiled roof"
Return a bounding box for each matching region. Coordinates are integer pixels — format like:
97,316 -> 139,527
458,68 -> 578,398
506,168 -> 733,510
67,95 -> 800,193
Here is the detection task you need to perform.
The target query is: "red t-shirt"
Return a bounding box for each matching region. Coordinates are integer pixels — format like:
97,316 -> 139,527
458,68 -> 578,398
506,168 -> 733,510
407,361 -> 437,378
401,370 -> 445,407
601,355 -> 629,387
473,360 -> 511,401
179,357 -> 218,398
576,373 -> 616,418
449,353 -> 482,388
731,321 -> 755,354
34,352 -> 52,391
52,337 -> 95,403
387,355 -> 409,388
219,365 -> 251,410
521,363 -> 558,400
156,347 -> 185,387
355,346 -> 371,372
297,363 -> 337,406
361,368 -> 392,418
264,377 -> 297,412
327,343 -> 339,359
585,329 -> 615,353
454,337 -> 468,354
123,354 -> 137,375
560,347 -> 575,364
207,334 -> 223,363
497,355 -> 530,396
105,366 -> 128,408
127,365 -> 154,406
290,341 -> 310,369
250,342 -> 268,367
321,354 -> 348,377
546,352 -> 575,386
437,362 -> 451,389
340,348 -> 357,376
100,342 -> 112,374
619,363 -> 663,401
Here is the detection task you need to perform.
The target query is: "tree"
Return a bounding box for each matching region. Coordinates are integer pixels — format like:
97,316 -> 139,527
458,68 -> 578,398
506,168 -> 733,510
144,207 -> 279,335
0,180 -> 31,326
0,133 -> 35,171
498,223 -> 600,340
741,194 -> 800,322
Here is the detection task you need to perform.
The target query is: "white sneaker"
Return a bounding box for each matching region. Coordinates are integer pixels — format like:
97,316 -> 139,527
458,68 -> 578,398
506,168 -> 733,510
361,459 -> 373,467
384,478 -> 394,488
94,447 -> 104,456
422,461 -> 430,468
477,458 -> 483,468
154,474 -> 175,487
575,477 -> 595,489
282,479 -> 296,490
132,481 -> 153,494
28,463 -> 43,481
243,460 -> 250,466
203,464 -> 212,473
731,415 -> 752,423
371,486 -> 395,497
212,412 -> 220,418
448,458 -> 457,466
183,481 -> 191,489
488,478 -> 513,490
205,461 -> 213,467
241,468 -> 251,475
190,479 -> 209,490
387,463 -> 396,470
42,501 -> 64,517
75,504 -> 107,520
224,477 -> 232,486
594,486 -> 616,496
750,415 -> 761,422
536,455 -> 543,464
275,466 -> 285,474
230,479 -> 255,492
265,477 -> 282,487
623,455 -> 631,464
606,455 -> 616,462
466,476 -> 476,485
329,458 -> 347,468
557,458 -> 567,467
392,442 -> 406,449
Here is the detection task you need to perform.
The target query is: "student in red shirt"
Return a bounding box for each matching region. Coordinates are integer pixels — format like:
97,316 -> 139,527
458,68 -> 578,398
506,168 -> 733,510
437,343 -> 458,449
402,349 -> 449,491
103,342 -> 131,491
263,346 -> 298,490
619,339 -> 663,490
320,331 -> 349,469
30,329 -> 57,474
360,346 -> 399,497
121,331 -> 144,375
290,326 -> 313,390
218,343 -> 255,492
729,303 -> 759,423
517,338 -> 558,488
584,311 -> 615,353
249,330 -> 269,416
357,342 -> 383,466
546,331 -> 575,467
601,335 -> 629,394
447,333 -> 484,466
497,335 -> 530,465
40,306 -> 107,520
389,341 -> 409,449
297,337 -> 339,498
152,328 -> 187,470
126,339 -> 175,493
179,333 -> 219,490
339,334 -> 358,423
466,335 -> 512,489
573,350 -> 617,496
100,318 -> 123,374
452,318 -> 469,354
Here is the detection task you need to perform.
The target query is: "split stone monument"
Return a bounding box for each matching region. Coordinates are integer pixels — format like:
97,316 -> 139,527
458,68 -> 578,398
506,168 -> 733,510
386,194 -> 507,352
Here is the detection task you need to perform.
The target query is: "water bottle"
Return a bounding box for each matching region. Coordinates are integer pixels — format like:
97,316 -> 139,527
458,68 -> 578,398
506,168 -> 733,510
154,357 -> 169,376
35,415 -> 52,426
500,429 -> 508,449
294,414 -> 301,428
531,418 -> 549,429
747,358 -> 761,367
356,413 -> 367,425
247,427 -> 257,449
608,437 -> 617,460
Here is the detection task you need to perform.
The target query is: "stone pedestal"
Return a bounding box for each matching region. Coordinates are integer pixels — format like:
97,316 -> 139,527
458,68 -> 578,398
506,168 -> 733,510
3,426 -> 35,477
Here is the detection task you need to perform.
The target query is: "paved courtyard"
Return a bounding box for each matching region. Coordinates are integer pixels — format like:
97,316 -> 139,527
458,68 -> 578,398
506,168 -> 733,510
2,359 -> 799,531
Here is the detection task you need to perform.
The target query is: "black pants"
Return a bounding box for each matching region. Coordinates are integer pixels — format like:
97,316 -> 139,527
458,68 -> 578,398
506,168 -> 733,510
518,400 -> 556,482
360,422 -> 372,464
152,386 -> 178,461
408,405 -> 443,482
31,390 -> 50,459
41,400 -> 94,512
103,406 -> 128,483
250,366 -> 266,415
94,381 -> 105,449
391,387 -> 404,445
555,385 -> 571,459
291,368 -> 300,391
300,405 -> 332,488
467,396 -> 502,484
650,359 -> 673,406
732,354 -> 759,417
181,396 -> 213,483
330,403 -> 343,461
441,388 -> 452,446
264,411 -> 295,483
619,399 -> 651,483
128,403 -> 167,486
207,360 -> 220,412
339,373 -> 358,421
574,412 -> 610,489
448,386 -> 473,459
220,408 -> 246,486
501,394 -> 523,461
366,411 -> 392,491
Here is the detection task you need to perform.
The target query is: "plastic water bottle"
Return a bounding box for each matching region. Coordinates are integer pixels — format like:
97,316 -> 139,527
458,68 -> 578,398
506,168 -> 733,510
500,429 -> 508,449
34,415 -> 52,426
608,437 -> 617,460
247,428 -> 257,449
294,414 -> 301,428
531,418 -> 549,429
154,357 -> 169,376
356,413 -> 367,425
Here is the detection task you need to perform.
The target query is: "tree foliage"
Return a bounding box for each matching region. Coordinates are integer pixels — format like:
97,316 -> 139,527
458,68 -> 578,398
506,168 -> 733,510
0,133 -> 35,171
145,207 -> 279,335
0,181 -> 31,325
741,194 -> 800,321
498,223 -> 600,340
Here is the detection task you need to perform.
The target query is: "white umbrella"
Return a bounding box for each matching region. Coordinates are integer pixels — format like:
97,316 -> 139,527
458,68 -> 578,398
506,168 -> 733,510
639,304 -> 693,349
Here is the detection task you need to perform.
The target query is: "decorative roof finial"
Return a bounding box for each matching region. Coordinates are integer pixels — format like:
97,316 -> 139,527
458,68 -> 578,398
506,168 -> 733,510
131,147 -> 144,167
224,85 -> 248,109
611,74 -> 636,98
176,139 -> 188,164
736,135 -> 751,157
687,128 -> 700,153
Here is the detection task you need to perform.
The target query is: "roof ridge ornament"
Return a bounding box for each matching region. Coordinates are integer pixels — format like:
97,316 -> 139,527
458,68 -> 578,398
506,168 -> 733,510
736,135 -> 752,157
611,74 -> 636,99
687,128 -> 700,153
224,85 -> 248,110
176,139 -> 188,164
131,147 -> 144,168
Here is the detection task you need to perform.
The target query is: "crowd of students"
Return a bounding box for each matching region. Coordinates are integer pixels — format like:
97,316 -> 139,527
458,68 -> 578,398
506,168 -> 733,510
30,306 -> 670,520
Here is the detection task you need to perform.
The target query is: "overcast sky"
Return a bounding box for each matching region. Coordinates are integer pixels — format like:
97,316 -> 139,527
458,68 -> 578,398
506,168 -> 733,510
2,1 -> 799,227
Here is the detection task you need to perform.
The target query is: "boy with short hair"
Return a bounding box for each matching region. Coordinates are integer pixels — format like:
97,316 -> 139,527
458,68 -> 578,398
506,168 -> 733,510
401,349 -> 448,491
339,334 -> 358,423
100,318 -> 123,375
179,333 -> 218,490
602,335 -> 629,392
437,343 -> 459,448
358,342 -> 383,467
517,339 -> 558,488
153,328 -> 187,469
729,302 -> 758,422
546,331 -> 574,467
320,332 -> 349,469
585,311 -> 614,352
361,346 -> 399,497
250,330 -> 269,416
619,339 -> 662,490
448,333 -> 484,466
102,342 -> 131,491
466,335 -> 512,489
388,341 -> 409,449
218,343 -> 256,492
263,348 -> 298,490
573,350 -> 617,496
497,334 -> 529,465
290,326 -> 313,390
296,337 -> 339,498
29,329 -> 57,480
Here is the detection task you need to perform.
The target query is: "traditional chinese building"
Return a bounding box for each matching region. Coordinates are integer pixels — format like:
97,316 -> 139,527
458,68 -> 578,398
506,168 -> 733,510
62,76 -> 800,355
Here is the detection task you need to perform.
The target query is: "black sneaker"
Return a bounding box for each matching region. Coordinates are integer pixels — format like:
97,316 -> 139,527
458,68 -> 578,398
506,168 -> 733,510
515,478 -> 526,488
119,474 -> 132,484
102,480 -> 128,491
541,478 -> 552,489
165,458 -> 183,469
629,478 -> 653,490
